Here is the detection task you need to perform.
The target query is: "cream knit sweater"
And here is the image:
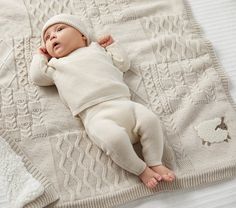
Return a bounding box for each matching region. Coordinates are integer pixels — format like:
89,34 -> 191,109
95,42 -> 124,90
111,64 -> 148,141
30,42 -> 131,115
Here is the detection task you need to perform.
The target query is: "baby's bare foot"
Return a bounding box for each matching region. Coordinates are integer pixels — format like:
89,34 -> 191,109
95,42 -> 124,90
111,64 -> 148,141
139,166 -> 162,189
151,165 -> 175,182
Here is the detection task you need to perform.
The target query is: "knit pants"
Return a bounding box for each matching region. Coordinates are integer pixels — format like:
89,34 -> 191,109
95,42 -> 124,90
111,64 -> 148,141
80,98 -> 164,175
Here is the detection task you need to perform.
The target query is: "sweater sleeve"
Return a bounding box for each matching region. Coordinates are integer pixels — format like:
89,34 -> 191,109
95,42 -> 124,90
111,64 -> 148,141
29,54 -> 55,86
105,42 -> 130,72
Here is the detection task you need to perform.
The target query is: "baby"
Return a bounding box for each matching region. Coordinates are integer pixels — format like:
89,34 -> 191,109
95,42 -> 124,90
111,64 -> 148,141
30,14 -> 175,188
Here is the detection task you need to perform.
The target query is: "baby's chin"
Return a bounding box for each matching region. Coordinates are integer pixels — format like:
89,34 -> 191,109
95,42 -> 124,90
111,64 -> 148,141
54,49 -> 75,58
51,50 -> 69,59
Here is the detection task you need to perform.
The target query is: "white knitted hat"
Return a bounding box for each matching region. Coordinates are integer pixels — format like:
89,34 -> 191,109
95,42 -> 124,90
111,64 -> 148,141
41,14 -> 91,44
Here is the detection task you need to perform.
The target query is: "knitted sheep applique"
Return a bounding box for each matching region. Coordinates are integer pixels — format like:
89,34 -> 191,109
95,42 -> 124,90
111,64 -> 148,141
194,117 -> 231,146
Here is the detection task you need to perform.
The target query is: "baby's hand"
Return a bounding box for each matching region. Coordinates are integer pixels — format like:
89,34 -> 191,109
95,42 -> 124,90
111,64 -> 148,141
38,46 -> 51,60
98,35 -> 114,48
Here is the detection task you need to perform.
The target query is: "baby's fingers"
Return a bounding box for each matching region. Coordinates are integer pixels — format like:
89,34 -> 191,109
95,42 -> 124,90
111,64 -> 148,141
106,37 -> 114,45
38,47 -> 51,60
38,46 -> 46,54
98,35 -> 111,44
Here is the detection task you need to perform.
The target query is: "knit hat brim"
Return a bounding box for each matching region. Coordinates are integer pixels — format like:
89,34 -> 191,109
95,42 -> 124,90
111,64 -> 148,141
41,14 -> 91,45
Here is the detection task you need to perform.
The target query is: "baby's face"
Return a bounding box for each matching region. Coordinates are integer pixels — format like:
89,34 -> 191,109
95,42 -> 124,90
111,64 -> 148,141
43,23 -> 87,58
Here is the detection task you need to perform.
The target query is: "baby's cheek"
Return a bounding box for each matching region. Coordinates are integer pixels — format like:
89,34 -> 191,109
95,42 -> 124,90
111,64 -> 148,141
46,46 -> 53,55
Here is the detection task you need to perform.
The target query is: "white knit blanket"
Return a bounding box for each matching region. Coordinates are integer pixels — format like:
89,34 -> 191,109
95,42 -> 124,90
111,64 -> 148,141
1,0 -> 236,208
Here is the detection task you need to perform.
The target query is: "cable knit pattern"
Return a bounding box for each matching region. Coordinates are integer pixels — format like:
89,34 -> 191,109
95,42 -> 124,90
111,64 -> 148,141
0,37 -> 58,207
50,131 -> 133,201
0,0 -> 236,208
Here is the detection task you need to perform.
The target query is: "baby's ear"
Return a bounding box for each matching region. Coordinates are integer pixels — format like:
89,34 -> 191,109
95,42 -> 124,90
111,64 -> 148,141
82,35 -> 88,45
82,35 -> 87,42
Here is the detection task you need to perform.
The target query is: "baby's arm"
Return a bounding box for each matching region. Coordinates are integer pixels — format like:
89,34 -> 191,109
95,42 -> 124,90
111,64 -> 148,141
29,47 -> 55,86
98,35 -> 130,72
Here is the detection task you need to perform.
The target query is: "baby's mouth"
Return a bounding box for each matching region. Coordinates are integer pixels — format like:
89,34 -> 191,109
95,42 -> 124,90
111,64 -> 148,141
53,42 -> 60,49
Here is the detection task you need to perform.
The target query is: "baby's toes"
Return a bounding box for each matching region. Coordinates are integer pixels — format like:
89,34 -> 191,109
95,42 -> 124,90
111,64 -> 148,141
153,173 -> 162,181
162,173 -> 175,182
161,174 -> 172,182
147,178 -> 157,189
167,172 -> 175,180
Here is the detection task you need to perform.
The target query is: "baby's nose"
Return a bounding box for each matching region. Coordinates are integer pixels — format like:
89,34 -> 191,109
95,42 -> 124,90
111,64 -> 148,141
50,32 -> 56,40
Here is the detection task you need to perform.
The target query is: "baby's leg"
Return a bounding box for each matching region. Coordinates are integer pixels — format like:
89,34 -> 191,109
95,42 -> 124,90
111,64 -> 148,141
133,103 -> 175,182
85,118 -> 161,188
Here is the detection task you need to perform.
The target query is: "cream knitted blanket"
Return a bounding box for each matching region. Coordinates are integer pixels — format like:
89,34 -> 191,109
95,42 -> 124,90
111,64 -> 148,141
1,0 -> 236,207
